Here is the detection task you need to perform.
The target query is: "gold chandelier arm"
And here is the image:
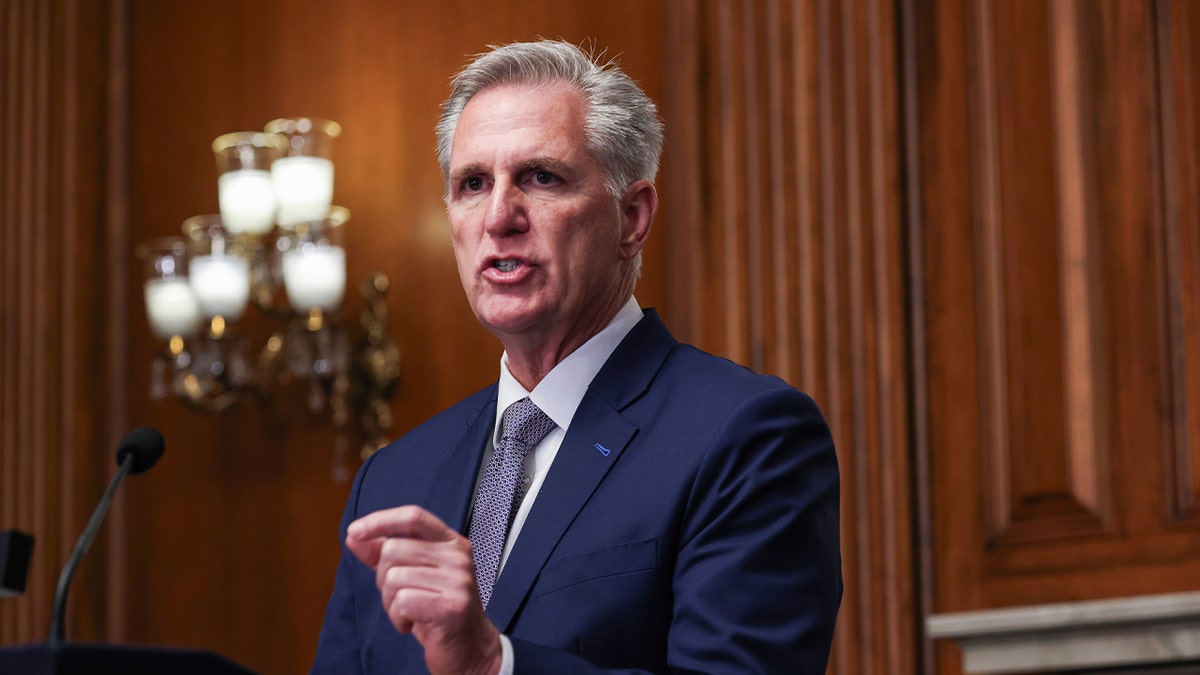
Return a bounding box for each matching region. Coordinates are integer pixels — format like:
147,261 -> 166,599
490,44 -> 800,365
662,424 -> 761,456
352,272 -> 401,460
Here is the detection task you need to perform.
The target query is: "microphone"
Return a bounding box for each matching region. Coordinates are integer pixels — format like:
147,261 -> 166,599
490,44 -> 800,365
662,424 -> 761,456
46,426 -> 164,644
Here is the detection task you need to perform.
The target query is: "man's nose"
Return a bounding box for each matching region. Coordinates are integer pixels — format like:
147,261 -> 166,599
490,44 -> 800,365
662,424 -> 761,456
482,183 -> 528,236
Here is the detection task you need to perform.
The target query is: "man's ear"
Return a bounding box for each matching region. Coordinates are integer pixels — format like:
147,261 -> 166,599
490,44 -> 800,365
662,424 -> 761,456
618,179 -> 658,261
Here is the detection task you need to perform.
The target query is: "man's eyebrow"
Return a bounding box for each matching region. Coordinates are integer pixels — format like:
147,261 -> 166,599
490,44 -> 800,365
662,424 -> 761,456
520,157 -> 574,177
448,163 -> 486,186
450,158 -> 576,187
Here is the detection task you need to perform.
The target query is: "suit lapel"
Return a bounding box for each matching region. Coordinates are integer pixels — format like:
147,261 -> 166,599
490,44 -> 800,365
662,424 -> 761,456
485,394 -> 637,629
422,390 -> 497,533
485,310 -> 677,630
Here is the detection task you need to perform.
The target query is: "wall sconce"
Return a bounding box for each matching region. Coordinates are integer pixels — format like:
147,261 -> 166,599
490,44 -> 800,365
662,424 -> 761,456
135,118 -> 400,477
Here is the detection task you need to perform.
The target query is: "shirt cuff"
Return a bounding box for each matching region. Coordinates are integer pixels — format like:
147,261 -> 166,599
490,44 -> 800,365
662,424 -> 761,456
498,633 -> 514,675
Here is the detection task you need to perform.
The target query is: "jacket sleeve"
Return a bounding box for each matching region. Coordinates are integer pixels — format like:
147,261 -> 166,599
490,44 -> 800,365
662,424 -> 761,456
310,456 -> 373,675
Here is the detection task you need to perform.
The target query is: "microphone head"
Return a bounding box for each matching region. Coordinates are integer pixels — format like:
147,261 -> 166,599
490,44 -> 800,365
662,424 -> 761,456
115,426 -> 165,475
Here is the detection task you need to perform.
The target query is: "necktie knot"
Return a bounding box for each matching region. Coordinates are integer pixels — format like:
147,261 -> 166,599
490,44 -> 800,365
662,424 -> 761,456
499,396 -> 557,453
470,397 -> 556,607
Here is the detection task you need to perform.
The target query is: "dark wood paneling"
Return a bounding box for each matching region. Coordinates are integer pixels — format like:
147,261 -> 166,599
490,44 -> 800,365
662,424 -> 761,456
910,0 -> 1200,671
0,0 -> 127,646
663,1 -> 914,673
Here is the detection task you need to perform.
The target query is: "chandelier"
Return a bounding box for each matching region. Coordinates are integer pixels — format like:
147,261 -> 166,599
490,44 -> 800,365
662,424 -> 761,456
135,118 -> 400,476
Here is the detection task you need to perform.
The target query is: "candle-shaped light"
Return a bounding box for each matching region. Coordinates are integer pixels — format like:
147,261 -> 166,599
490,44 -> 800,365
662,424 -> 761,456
282,245 -> 346,312
136,237 -> 202,340
272,156 -> 334,225
189,254 -> 251,319
145,278 -> 202,340
264,117 -> 341,227
218,169 -> 275,234
182,214 -> 251,320
279,205 -> 350,312
213,132 -> 285,235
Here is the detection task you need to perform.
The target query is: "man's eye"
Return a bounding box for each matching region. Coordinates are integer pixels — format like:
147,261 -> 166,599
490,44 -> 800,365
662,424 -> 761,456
463,176 -> 484,192
533,171 -> 556,185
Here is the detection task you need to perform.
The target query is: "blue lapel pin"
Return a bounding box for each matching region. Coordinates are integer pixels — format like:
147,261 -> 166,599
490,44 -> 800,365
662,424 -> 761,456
594,442 -> 612,457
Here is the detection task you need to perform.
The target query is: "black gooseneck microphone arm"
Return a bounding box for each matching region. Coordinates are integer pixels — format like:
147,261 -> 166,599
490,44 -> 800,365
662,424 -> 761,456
46,453 -> 134,644
47,426 -> 164,645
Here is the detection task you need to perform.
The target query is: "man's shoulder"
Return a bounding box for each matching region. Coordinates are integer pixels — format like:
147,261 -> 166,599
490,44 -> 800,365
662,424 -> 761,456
663,342 -> 800,397
637,342 -> 827,435
366,383 -> 496,465
412,383 -> 497,434
602,309 -> 806,408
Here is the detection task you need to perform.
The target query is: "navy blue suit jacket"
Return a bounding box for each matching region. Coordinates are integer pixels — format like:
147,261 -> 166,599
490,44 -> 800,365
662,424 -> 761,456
312,310 -> 842,674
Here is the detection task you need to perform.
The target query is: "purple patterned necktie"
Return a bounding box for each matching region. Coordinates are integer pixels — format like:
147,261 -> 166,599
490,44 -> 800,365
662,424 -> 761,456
469,396 -> 556,607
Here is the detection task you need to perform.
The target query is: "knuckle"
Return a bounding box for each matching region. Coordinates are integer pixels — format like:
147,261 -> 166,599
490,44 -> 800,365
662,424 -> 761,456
384,565 -> 408,587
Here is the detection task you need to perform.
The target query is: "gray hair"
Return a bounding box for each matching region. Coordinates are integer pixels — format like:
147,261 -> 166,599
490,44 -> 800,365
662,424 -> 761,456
436,40 -> 664,197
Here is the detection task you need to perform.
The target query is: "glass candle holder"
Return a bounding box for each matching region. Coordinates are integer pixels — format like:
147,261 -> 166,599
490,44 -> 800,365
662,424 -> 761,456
136,237 -> 202,341
182,215 -> 251,321
264,117 -> 341,227
212,131 -> 287,235
279,206 -> 348,313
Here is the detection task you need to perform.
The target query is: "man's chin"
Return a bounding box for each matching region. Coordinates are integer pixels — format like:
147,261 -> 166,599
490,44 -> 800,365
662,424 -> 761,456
475,304 -> 547,339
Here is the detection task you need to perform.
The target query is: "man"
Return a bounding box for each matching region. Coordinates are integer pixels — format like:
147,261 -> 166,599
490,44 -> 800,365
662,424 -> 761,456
312,40 -> 841,674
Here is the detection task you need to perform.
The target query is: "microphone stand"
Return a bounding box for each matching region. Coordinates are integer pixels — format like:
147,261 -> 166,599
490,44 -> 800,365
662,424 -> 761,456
46,452 -> 134,645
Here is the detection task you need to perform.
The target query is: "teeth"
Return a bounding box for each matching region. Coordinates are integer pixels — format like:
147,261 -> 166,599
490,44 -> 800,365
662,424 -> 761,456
494,260 -> 520,273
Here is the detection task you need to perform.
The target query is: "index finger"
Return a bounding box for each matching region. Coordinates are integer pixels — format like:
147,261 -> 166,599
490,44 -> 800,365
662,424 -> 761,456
347,505 -> 458,545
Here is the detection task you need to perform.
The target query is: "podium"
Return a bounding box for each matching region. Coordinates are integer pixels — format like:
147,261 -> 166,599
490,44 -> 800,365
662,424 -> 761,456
0,643 -> 258,674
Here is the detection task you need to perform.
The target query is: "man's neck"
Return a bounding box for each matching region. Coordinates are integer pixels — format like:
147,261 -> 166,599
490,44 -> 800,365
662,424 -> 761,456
503,324 -> 612,391
500,294 -> 635,390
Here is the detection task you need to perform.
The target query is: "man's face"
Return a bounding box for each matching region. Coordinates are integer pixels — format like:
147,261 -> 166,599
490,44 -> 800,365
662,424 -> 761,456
446,83 -> 633,346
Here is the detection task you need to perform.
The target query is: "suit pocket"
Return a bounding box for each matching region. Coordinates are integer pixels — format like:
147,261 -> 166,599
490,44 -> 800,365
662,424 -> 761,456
532,537 -> 658,599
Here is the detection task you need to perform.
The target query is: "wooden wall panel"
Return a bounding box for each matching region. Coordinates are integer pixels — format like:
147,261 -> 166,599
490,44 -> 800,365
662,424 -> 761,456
965,0 -> 1110,546
909,0 -> 1200,670
0,0 -> 128,646
663,1 -> 914,673
1159,0 -> 1200,523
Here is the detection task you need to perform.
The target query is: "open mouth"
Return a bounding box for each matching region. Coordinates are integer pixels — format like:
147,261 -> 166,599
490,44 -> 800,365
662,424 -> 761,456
493,260 -> 522,273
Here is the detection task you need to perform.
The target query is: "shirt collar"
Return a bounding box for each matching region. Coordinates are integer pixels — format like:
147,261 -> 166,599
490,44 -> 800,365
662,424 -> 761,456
495,296 -> 644,439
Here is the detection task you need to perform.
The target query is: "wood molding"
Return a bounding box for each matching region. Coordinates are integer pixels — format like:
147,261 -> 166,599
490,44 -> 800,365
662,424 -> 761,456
927,591 -> 1200,673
